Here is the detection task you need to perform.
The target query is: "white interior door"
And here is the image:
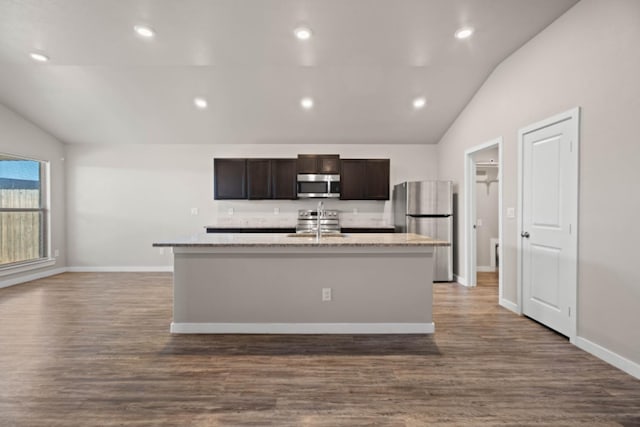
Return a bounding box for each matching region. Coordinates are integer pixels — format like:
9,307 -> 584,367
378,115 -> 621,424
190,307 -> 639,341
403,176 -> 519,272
520,109 -> 579,338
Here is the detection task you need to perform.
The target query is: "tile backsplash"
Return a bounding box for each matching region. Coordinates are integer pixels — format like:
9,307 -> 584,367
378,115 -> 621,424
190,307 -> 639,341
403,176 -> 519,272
206,200 -> 393,228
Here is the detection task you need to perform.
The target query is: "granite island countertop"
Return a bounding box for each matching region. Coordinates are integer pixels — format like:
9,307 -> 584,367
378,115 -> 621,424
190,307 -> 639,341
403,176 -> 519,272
154,232 -> 449,248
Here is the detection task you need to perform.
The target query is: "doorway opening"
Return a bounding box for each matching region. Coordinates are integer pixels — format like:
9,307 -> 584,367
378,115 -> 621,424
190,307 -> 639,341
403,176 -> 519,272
464,138 -> 504,303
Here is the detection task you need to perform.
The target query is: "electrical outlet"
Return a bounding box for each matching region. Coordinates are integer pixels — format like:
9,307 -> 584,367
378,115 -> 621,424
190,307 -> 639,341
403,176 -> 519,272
159,248 -> 164,255
353,208 -> 358,215
476,218 -> 483,227
322,287 -> 332,302
54,249 -> 59,257
228,208 -> 234,215
190,207 -> 199,216
274,207 -> 280,215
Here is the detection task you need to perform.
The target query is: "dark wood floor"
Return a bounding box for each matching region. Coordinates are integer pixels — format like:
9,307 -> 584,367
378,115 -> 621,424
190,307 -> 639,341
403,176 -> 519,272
1,273 -> 639,426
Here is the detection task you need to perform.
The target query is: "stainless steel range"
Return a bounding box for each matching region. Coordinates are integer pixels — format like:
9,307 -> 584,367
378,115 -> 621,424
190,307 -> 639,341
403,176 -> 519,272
296,209 -> 340,234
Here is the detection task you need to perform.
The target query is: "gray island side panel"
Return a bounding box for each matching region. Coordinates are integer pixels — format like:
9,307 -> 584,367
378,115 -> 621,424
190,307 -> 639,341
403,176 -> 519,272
154,233 -> 442,334
174,250 -> 433,324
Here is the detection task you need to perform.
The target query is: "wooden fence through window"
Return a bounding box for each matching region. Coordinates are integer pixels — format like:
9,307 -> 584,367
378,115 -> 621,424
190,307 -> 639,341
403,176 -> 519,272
0,189 -> 42,265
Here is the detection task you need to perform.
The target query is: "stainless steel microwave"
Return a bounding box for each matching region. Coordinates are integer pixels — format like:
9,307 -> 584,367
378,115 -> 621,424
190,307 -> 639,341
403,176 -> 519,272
297,174 -> 340,198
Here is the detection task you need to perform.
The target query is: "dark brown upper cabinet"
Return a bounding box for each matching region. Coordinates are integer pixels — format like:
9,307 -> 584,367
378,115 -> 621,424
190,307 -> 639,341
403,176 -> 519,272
214,158 -> 247,199
340,158 -> 390,200
340,159 -> 366,200
247,159 -> 272,199
364,159 -> 390,200
297,154 -> 340,174
271,159 -> 297,199
214,156 -> 387,200
214,158 -> 297,200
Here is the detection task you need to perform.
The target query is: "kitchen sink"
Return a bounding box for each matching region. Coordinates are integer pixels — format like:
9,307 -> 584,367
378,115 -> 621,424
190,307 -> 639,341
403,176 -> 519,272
286,233 -> 349,238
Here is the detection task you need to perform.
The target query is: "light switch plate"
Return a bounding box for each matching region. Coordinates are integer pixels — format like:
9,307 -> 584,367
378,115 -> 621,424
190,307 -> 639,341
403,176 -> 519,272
476,218 -> 483,227
228,208 -> 234,215
506,207 -> 515,218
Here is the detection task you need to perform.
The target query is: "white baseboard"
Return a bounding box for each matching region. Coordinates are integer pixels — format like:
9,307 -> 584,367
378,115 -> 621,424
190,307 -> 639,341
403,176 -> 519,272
171,322 -> 436,334
477,266 -> 496,272
499,298 -> 520,314
454,274 -> 467,286
0,267 -> 67,289
0,258 -> 56,277
67,266 -> 173,273
575,336 -> 640,380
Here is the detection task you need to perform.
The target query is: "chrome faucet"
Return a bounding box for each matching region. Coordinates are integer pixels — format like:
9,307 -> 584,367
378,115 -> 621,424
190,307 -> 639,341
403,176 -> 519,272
316,201 -> 324,241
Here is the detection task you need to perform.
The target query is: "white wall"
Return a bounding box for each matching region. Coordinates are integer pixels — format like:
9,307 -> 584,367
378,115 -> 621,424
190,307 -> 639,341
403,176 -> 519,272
0,104 -> 66,285
437,0 -> 640,366
65,143 -> 437,269
474,148 -> 499,270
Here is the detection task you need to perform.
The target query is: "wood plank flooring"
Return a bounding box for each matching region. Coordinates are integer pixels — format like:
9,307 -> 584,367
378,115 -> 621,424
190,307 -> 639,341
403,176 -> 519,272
1,272 -> 639,426
477,271 -> 498,287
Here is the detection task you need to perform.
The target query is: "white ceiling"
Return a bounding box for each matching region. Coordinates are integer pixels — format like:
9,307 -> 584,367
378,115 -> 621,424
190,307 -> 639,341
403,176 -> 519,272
0,0 -> 578,145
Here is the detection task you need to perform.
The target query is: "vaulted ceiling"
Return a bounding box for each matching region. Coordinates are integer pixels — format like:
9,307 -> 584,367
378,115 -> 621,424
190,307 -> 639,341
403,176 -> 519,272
0,0 -> 578,145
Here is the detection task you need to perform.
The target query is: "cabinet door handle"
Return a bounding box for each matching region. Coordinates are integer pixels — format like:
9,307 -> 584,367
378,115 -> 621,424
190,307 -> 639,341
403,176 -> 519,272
521,231 -> 530,238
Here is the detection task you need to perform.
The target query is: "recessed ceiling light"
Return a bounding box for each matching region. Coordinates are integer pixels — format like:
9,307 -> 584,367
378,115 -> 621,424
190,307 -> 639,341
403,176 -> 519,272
193,97 -> 208,109
134,25 -> 155,39
29,52 -> 49,62
294,27 -> 312,40
300,97 -> 314,109
413,97 -> 427,109
454,27 -> 474,40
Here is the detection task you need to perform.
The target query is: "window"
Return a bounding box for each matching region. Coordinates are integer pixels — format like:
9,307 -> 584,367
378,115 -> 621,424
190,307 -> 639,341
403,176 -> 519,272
0,154 -> 49,267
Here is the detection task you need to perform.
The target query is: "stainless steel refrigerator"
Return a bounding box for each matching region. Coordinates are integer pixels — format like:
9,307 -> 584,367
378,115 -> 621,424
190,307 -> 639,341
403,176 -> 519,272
393,181 -> 453,282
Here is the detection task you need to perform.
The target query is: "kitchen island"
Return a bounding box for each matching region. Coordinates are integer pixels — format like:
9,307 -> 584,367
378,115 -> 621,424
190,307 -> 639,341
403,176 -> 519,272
153,233 -> 448,334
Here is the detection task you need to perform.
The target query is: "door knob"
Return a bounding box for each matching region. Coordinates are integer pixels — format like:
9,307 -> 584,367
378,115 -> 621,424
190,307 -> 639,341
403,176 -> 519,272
521,231 -> 530,238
